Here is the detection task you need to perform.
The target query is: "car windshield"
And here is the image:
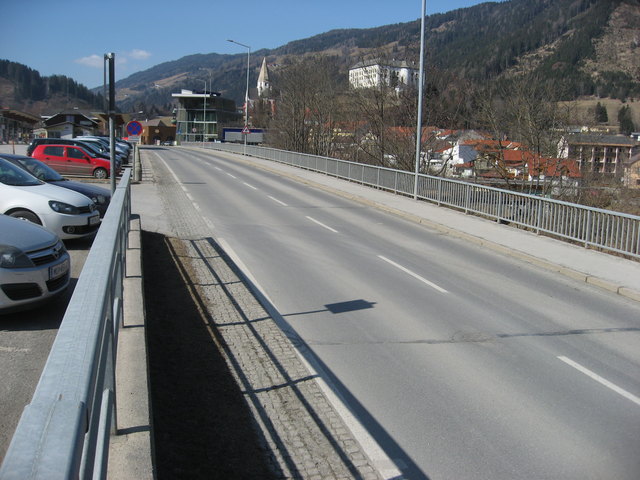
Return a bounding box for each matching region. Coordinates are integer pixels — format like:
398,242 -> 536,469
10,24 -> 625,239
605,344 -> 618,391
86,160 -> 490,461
85,140 -> 109,152
18,157 -> 64,182
0,159 -> 43,186
79,141 -> 105,155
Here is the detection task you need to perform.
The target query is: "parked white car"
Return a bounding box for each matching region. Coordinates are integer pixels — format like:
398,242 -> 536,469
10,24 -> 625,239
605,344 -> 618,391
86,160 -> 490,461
0,156 -> 100,240
0,214 -> 70,313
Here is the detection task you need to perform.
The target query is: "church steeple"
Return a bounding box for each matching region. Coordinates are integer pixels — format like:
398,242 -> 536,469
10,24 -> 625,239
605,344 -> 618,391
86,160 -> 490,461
257,57 -> 271,97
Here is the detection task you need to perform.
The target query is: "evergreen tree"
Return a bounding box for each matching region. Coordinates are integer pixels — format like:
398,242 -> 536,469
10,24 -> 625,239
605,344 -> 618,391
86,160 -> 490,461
618,105 -> 636,135
595,102 -> 608,123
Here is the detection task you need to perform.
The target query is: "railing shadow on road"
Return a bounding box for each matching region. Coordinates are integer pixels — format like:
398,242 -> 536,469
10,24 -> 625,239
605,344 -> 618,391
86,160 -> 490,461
199,236 -> 429,480
142,231 -> 278,479
147,229 -> 428,479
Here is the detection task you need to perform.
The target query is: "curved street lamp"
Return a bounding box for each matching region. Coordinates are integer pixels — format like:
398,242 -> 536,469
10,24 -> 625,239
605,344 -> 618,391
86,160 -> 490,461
414,0 -> 426,200
227,39 -> 251,155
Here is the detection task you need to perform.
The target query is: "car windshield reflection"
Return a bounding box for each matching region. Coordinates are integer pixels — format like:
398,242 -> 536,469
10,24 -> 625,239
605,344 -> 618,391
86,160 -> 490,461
19,158 -> 65,182
0,159 -> 43,186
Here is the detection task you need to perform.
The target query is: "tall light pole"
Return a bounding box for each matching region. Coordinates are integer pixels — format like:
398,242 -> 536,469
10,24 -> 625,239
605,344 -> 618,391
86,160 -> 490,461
104,52 -> 116,193
203,80 -> 207,147
414,0 -> 426,200
227,39 -> 250,155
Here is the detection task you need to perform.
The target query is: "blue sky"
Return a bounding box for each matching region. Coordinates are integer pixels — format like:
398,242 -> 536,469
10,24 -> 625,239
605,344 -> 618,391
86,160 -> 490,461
2,0 -> 501,89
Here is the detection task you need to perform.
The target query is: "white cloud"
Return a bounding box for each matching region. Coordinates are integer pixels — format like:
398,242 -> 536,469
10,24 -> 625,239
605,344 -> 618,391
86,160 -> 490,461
128,49 -> 151,60
75,54 -> 104,68
75,49 -> 151,70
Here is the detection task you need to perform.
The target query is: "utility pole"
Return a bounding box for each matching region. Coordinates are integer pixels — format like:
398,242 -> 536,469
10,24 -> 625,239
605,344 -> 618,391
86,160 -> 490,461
105,53 -> 116,193
227,39 -> 251,155
414,0 -> 426,200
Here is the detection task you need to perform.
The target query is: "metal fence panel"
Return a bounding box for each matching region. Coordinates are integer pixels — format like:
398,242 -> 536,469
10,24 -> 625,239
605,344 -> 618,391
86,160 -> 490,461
192,143 -> 640,259
0,170 -> 132,480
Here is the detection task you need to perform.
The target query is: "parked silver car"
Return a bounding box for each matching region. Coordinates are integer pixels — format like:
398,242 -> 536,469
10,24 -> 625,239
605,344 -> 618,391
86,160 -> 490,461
0,156 -> 100,239
0,214 -> 70,313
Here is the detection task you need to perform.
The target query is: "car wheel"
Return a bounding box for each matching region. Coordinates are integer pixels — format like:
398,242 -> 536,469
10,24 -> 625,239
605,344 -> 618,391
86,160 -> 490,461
9,210 -> 42,225
93,168 -> 108,179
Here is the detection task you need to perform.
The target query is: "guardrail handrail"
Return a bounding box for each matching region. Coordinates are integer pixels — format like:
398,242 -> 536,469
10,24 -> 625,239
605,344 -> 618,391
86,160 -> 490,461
189,142 -> 640,260
0,169 -> 132,480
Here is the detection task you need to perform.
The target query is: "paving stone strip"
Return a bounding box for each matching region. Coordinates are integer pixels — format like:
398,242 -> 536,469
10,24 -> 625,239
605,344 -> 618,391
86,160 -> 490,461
145,152 -> 382,480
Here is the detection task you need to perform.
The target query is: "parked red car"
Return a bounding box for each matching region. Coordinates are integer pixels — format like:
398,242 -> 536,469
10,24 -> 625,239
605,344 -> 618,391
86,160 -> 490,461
31,144 -> 119,179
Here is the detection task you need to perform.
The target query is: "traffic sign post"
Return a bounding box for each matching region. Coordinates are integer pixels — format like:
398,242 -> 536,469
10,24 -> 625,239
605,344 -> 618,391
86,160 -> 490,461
126,121 -> 143,136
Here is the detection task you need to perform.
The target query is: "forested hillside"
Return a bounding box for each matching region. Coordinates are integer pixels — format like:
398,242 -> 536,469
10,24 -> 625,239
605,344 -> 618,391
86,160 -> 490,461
0,60 -> 103,113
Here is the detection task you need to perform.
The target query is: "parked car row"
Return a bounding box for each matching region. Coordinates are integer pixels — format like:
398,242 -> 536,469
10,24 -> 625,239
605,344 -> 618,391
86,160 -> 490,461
27,135 -> 132,179
0,152 -> 111,313
1,154 -> 111,217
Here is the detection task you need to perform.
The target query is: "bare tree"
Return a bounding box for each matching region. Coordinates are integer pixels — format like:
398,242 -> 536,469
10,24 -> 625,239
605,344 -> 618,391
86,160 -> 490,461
347,79 -> 397,166
474,74 -> 576,196
269,56 -> 343,156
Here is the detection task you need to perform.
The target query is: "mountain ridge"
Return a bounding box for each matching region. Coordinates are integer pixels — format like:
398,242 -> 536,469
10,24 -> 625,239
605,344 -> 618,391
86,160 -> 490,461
114,0 -> 640,112
1,0 -> 639,118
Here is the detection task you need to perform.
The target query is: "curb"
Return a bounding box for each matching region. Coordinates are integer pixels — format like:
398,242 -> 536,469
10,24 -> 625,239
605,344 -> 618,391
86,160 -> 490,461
107,215 -> 154,479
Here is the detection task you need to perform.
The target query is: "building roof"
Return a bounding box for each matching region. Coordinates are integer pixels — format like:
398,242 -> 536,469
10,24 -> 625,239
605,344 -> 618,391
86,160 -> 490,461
258,57 -> 270,83
350,59 -> 418,70
42,112 -> 99,127
172,89 -> 221,99
529,158 -> 581,178
0,108 -> 40,124
567,133 -> 638,147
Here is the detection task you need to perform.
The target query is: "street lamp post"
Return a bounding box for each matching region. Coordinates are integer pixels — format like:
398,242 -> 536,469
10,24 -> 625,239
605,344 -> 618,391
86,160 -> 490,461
414,0 -> 426,200
227,39 -> 250,155
203,80 -> 207,147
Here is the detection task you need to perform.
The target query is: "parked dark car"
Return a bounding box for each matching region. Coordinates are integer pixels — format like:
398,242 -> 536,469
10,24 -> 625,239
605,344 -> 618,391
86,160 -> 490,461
74,136 -> 129,163
0,154 -> 111,217
31,144 -> 119,179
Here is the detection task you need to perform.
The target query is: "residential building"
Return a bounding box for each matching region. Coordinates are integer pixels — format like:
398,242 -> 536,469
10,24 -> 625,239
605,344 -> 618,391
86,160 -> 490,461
349,59 -> 419,91
558,133 -> 639,179
624,148 -> 640,188
34,112 -> 100,139
171,89 -> 240,143
1,108 -> 41,143
138,119 -> 176,145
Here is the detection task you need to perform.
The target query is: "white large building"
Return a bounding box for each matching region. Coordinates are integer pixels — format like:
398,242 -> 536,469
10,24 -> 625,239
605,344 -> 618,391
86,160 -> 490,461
349,59 -> 419,90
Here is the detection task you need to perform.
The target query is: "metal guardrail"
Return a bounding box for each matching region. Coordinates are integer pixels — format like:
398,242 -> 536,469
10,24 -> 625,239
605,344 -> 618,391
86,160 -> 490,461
0,169 -> 132,480
190,142 -> 640,259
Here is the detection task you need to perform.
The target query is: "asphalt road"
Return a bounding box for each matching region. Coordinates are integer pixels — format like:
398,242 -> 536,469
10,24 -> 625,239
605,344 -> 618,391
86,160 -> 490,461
150,146 -> 640,480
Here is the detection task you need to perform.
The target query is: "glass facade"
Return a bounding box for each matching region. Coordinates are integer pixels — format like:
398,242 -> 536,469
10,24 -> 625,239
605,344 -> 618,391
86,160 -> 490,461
172,91 -> 240,143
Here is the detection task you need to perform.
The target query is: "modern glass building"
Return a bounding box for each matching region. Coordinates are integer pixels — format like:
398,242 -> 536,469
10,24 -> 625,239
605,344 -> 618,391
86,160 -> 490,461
171,89 -> 241,143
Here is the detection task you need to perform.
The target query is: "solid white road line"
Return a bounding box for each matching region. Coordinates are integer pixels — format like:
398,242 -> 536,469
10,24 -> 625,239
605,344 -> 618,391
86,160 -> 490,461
306,216 -> 339,233
268,195 -> 288,207
377,255 -> 448,293
558,356 -> 640,406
